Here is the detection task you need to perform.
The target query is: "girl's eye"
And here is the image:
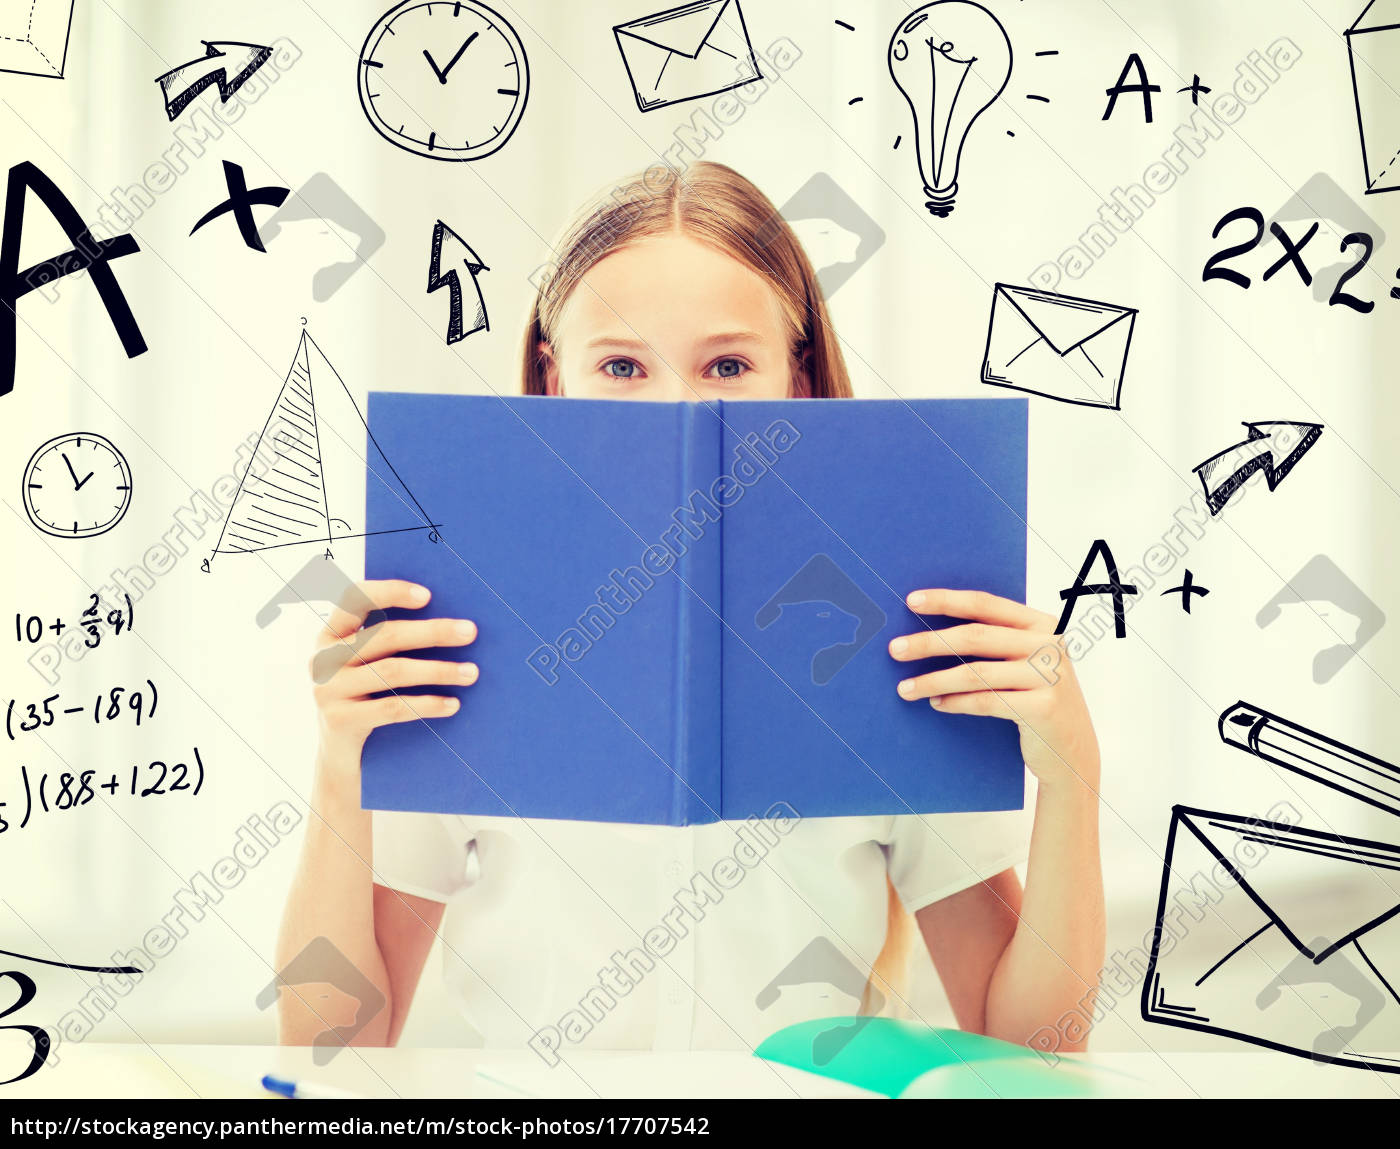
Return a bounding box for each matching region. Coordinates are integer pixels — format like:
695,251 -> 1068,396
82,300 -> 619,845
602,359 -> 643,379
707,358 -> 749,380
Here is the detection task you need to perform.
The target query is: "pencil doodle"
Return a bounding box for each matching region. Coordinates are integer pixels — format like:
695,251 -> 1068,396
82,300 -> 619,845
189,160 -> 290,253
615,0 -> 761,113
258,173 -> 385,301
155,40 -> 273,122
888,2 -> 1012,217
1144,701 -> 1400,1074
1219,700 -> 1400,818
205,328 -> 438,569
21,433 -> 131,539
0,161 -> 146,402
759,173 -> 885,300
357,1 -> 530,162
1257,556 -> 1386,684
1142,801 -> 1400,1073
1346,3 -> 1400,196
982,284 -> 1136,409
427,220 -> 489,344
1192,421 -> 1323,516
0,0 -> 73,78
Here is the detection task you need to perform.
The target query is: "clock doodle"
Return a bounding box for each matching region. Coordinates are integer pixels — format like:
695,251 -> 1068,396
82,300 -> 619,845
357,0 -> 530,162
22,433 -> 132,539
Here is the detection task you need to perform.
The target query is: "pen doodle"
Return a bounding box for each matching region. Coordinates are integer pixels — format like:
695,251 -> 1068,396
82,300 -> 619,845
1346,3 -> 1400,196
1160,570 -> 1209,614
13,593 -> 134,654
0,161 -> 146,402
840,7 -> 1052,187
1055,540 -> 1138,639
21,433 -> 131,538
155,40 -> 273,122
1219,700 -> 1400,818
358,1 -> 530,161
426,219 -> 489,344
888,2 -> 1012,217
615,0 -> 762,114
6,680 -> 157,743
1201,202 -> 1400,313
205,328 -> 440,568
2,749 -> 205,836
1265,173 -> 1383,303
981,284 -> 1136,409
1192,421 -> 1323,516
1143,700 -> 1400,1073
0,0 -> 73,79
189,160 -> 290,253
0,948 -> 140,1086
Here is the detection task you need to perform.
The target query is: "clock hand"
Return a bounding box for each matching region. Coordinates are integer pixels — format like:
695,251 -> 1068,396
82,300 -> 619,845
423,31 -> 478,84
61,452 -> 94,491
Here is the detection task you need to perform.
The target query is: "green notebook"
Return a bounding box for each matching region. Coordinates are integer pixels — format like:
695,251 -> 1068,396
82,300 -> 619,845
755,1018 -> 1140,1099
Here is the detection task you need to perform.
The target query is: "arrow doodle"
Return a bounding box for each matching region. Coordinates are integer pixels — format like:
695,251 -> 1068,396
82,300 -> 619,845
1193,420 -> 1324,515
155,40 -> 273,122
427,219 -> 489,345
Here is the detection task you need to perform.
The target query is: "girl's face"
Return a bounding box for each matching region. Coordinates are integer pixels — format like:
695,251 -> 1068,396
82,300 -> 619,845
542,234 -> 806,401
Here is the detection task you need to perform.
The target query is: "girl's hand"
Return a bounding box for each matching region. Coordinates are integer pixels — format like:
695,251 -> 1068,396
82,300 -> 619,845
888,588 -> 1099,792
311,579 -> 478,792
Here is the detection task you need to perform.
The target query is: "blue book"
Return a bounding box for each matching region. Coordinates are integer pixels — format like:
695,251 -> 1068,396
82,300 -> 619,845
362,396 -> 1027,823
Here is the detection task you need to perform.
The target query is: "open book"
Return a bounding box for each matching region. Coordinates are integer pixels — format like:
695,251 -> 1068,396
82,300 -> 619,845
362,395 -> 1027,823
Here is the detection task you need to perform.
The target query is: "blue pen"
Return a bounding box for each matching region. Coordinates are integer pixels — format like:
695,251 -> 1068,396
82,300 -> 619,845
261,1073 -> 361,1100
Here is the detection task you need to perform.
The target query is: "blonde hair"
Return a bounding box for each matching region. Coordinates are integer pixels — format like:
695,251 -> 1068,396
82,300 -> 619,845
520,162 -> 852,399
520,162 -> 913,1015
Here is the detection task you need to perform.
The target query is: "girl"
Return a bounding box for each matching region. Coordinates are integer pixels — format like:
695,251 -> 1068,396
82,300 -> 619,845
276,163 -> 1104,1059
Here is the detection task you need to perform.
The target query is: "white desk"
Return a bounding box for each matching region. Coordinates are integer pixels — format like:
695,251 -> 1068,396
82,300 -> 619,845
8,1043 -> 1400,1099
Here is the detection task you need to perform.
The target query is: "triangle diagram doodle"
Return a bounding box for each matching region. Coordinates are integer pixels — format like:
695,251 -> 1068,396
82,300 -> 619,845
211,329 -> 436,559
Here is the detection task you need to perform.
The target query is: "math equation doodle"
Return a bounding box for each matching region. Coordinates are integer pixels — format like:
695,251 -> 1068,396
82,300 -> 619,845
2,748 -> 205,836
0,947 -> 141,1086
204,329 -> 439,570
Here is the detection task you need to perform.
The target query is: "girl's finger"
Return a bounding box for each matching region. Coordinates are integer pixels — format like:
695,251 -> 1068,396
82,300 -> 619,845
325,617 -> 477,666
319,579 -> 432,642
905,588 -> 1057,633
888,622 -> 1044,662
333,657 -> 479,700
360,694 -> 461,728
895,660 -> 1038,702
926,690 -> 1018,721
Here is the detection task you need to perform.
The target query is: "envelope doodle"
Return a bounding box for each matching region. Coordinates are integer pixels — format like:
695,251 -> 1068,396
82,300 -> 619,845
981,284 -> 1137,409
1142,701 -> 1400,1072
614,0 -> 761,113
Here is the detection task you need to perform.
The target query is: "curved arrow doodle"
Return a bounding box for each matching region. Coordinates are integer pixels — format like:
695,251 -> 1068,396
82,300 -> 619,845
427,219 -> 489,345
155,40 -> 273,122
1193,420 -> 1324,515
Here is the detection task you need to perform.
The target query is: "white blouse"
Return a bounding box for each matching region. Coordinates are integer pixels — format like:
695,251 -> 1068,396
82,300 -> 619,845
372,802 -> 1032,1055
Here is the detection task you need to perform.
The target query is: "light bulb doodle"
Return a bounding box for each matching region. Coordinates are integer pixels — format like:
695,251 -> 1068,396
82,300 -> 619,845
887,2 -> 1013,218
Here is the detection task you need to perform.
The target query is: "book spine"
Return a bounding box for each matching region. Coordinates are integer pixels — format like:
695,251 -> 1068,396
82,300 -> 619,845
671,402 -> 724,825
